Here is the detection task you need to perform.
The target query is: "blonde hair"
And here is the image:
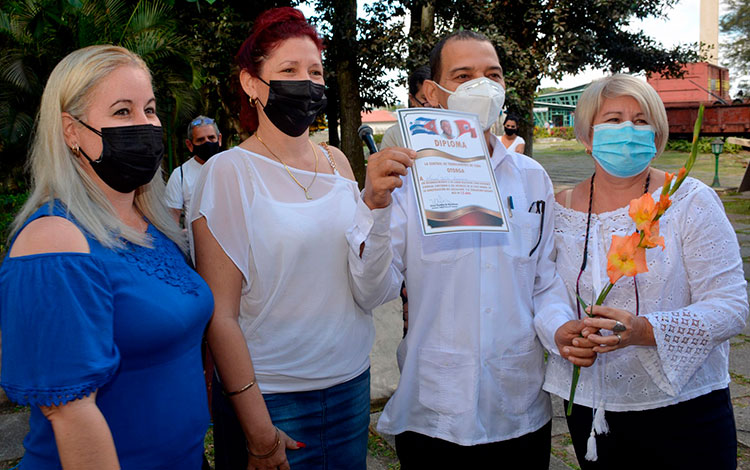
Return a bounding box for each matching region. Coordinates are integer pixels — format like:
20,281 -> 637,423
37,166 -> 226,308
11,45 -> 186,251
574,74 -> 669,157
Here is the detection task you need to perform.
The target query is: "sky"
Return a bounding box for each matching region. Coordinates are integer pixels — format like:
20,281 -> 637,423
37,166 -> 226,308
540,0 -> 707,90
300,0 -> 745,104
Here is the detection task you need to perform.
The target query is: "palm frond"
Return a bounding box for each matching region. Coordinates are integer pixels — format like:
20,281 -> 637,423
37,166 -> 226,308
0,50 -> 38,94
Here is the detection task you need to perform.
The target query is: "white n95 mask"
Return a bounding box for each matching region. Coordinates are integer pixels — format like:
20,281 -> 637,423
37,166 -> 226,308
436,77 -> 505,131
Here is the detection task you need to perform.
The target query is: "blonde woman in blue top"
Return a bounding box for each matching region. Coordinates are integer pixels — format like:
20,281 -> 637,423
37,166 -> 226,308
0,45 -> 213,469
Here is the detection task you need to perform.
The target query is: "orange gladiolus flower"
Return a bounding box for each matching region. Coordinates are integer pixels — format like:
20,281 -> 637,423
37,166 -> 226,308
629,193 -> 658,235
672,167 -> 687,192
639,220 -> 665,250
655,193 -> 672,218
607,233 -> 648,284
662,172 -> 674,194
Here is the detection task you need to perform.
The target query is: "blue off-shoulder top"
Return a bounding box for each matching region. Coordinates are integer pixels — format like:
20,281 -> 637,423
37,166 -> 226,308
0,201 -> 213,469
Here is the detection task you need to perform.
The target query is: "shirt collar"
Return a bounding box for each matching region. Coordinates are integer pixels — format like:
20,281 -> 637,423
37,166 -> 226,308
489,133 -> 510,170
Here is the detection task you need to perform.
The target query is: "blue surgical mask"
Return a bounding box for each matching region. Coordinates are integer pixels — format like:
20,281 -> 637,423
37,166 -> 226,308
591,121 -> 657,178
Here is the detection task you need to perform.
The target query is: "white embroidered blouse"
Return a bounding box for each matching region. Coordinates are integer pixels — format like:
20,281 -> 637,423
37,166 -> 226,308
537,177 -> 749,411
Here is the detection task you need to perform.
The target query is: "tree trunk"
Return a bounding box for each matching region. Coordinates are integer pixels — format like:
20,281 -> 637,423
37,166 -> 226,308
407,1 -> 435,70
325,80 -> 340,147
523,101 -> 534,158
516,79 -> 539,158
337,61 -> 365,186
331,0 -> 365,186
421,3 -> 435,32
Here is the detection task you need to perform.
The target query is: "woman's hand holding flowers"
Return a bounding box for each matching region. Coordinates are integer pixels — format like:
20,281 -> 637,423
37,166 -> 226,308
583,305 -> 655,353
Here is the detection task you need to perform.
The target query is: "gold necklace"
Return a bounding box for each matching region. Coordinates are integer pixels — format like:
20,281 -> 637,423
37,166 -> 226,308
256,134 -> 318,200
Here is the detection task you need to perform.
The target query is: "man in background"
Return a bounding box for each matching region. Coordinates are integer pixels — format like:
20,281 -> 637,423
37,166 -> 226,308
380,65 -> 431,149
165,116 -> 222,226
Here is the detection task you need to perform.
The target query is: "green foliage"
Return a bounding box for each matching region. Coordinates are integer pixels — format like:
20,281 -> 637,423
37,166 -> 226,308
0,190 -> 29,256
534,126 -> 575,140
666,138 -> 742,154
721,0 -> 750,75
355,1 -> 407,111
536,87 -> 564,96
368,431 -> 400,470
396,0 -> 699,157
0,0 -> 196,176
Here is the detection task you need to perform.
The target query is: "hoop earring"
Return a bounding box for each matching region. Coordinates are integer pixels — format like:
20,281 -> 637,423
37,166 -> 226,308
72,144 -> 80,155
249,97 -> 257,108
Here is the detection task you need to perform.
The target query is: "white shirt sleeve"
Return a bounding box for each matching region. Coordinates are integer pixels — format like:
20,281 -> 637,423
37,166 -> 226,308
636,185 -> 749,395
346,190 -> 405,310
189,156 -> 254,287
380,124 -> 404,150
164,166 -> 184,210
532,172 -> 576,355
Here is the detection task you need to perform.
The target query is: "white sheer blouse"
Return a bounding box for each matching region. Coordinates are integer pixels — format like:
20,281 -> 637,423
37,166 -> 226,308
189,146 -> 374,394
539,177 -> 749,411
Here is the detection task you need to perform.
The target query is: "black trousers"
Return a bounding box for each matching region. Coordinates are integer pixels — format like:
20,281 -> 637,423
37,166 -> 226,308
394,421 -> 551,470
565,388 -> 737,470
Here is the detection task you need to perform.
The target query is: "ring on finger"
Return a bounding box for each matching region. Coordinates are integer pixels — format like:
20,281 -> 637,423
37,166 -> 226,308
613,321 -> 627,333
615,333 -> 622,345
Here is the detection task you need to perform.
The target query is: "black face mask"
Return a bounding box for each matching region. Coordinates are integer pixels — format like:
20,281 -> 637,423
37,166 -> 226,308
258,78 -> 327,137
77,121 -> 164,193
504,127 -> 517,136
192,140 -> 220,162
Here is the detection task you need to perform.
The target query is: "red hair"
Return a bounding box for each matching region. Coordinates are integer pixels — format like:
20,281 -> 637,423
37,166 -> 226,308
237,7 -> 324,133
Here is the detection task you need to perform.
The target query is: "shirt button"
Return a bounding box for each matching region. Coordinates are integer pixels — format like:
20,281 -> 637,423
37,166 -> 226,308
484,308 -> 491,313
485,263 -> 492,269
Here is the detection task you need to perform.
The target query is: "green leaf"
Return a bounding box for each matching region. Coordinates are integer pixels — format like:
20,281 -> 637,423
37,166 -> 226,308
567,365 -> 580,416
685,104 -> 705,175
575,293 -> 589,312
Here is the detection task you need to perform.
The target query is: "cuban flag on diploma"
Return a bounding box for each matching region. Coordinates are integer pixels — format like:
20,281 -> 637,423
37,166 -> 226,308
409,117 -> 439,136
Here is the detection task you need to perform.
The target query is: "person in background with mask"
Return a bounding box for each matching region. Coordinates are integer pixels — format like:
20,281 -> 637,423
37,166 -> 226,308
0,45 -> 213,469
165,115 -> 222,226
380,65 -> 431,149
539,74 -> 746,469
500,113 -> 525,153
348,29 -> 572,468
189,7 -> 413,470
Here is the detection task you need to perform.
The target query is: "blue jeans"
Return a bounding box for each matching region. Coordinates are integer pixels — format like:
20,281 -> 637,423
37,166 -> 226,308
212,369 -> 370,470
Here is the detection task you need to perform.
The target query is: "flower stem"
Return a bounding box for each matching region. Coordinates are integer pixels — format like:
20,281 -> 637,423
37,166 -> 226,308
567,365 -> 581,416
595,283 -> 614,306
567,282 -> 614,416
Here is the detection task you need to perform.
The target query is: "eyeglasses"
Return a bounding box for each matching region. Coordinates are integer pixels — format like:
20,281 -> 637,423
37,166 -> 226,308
191,117 -> 215,127
187,117 -> 217,140
410,94 -> 428,107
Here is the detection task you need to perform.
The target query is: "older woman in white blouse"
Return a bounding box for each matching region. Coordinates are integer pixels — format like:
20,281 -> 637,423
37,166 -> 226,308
535,74 -> 748,469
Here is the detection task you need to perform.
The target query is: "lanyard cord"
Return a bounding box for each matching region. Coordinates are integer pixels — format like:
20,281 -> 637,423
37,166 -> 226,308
575,171 -> 650,319
575,173 -> 596,320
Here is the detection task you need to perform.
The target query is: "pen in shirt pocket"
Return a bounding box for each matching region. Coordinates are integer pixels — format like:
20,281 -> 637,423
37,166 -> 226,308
507,196 -> 514,217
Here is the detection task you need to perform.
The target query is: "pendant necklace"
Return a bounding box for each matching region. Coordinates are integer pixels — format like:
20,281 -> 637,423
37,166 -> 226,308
256,134 -> 319,200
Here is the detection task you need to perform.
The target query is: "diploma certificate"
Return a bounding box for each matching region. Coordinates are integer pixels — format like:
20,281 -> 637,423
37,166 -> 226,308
397,108 -> 508,235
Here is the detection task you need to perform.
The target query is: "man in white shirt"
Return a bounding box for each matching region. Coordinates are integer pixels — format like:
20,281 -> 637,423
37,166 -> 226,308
165,116 -> 222,225
380,65 -> 431,150
348,30 -> 572,468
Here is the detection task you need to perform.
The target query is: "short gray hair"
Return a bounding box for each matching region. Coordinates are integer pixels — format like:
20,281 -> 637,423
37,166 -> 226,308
186,115 -> 220,141
574,74 -> 669,157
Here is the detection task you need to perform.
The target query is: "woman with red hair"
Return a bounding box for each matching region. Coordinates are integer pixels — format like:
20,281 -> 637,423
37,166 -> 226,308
190,7 -> 412,470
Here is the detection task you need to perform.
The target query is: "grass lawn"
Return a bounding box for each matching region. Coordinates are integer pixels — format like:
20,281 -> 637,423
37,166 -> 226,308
533,140 -> 750,191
